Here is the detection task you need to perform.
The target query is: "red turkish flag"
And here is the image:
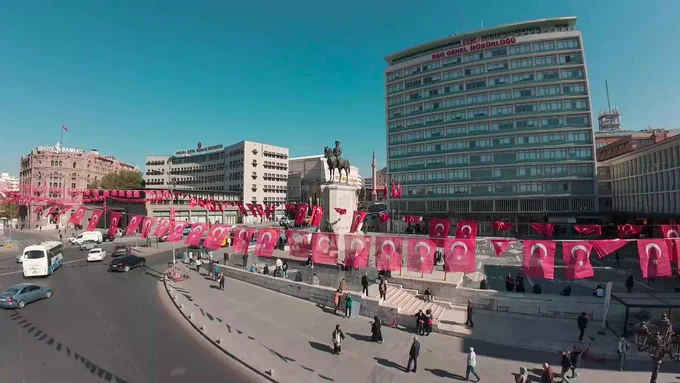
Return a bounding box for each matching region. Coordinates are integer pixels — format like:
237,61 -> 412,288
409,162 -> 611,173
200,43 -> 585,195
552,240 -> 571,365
350,210 -> 367,233
455,220 -> 478,239
184,223 -> 208,246
33,203 -> 50,214
374,236 -> 403,271
43,204 -> 60,218
406,238 -> 436,274
311,233 -> 339,265
108,212 -> 121,238
125,215 -> 143,236
429,217 -> 450,246
188,197 -> 197,207
343,234 -> 371,269
661,225 -> 680,239
54,205 -> 72,221
530,223 -> 554,237
236,203 -> 248,217
573,224 -> 602,236
286,230 -> 312,258
334,208 -> 347,215
668,239 -> 680,264
254,204 -> 266,218
169,207 -> 176,221
310,205 -> 324,227
489,239 -> 513,257
140,217 -> 157,239
162,190 -> 170,199
618,224 -> 644,238
255,228 -> 279,257
403,215 -> 421,224
153,219 -> 171,237
590,239 -> 628,258
232,226 -> 256,254
443,238 -> 476,273
294,204 -> 308,225
86,209 -> 103,231
166,221 -> 188,242
562,241 -> 595,280
203,224 -> 231,250
245,203 -> 257,217
522,240 -> 556,279
68,206 -> 87,226
637,239 -> 672,278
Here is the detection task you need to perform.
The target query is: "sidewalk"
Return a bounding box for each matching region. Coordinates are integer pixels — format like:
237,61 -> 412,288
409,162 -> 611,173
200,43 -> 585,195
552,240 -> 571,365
163,265 -> 675,383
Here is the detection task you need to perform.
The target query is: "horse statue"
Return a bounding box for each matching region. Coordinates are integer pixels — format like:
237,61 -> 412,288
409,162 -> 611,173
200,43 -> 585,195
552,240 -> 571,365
324,146 -> 351,183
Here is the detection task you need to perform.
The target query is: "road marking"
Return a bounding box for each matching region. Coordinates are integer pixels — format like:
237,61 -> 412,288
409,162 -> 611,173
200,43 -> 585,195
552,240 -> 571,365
0,258 -> 87,277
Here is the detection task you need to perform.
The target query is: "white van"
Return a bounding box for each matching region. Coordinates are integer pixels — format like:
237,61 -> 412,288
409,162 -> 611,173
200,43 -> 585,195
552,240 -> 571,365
71,231 -> 103,245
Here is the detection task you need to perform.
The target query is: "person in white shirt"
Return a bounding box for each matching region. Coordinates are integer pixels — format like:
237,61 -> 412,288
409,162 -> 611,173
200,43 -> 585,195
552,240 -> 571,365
466,347 -> 480,382
617,335 -> 630,371
593,285 -> 605,297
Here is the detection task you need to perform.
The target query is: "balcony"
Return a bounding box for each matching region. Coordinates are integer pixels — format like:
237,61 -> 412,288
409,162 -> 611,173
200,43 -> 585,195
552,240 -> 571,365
252,160 -> 258,166
251,172 -> 257,179
251,185 -> 257,191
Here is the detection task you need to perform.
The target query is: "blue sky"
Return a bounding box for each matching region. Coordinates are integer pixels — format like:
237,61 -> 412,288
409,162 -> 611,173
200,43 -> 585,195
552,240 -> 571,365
1,0 -> 678,177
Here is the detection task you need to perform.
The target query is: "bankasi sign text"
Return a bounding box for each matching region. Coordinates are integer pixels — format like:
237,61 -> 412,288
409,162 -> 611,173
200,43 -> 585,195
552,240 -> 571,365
431,37 -> 517,60
175,144 -> 223,156
36,142 -> 83,155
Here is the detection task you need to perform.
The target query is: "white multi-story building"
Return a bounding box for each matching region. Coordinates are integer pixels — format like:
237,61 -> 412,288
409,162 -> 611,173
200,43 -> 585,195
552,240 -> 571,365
0,172 -> 20,193
144,141 -> 289,223
384,17 -> 597,230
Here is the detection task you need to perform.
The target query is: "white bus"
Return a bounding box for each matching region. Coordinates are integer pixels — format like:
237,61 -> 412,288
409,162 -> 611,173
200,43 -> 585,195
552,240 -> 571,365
22,241 -> 65,277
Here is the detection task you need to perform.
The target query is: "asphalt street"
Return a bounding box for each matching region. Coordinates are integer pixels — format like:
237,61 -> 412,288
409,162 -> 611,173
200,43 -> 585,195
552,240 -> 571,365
0,232 -> 261,383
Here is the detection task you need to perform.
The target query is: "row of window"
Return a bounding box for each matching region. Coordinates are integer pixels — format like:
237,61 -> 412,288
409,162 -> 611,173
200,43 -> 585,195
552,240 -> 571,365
389,147 -> 594,167
392,163 -> 594,183
387,53 -> 582,94
389,129 -> 591,146
389,94 -> 588,120
388,69 -> 586,108
610,143 -> 680,179
387,38 -> 580,82
401,179 -> 594,197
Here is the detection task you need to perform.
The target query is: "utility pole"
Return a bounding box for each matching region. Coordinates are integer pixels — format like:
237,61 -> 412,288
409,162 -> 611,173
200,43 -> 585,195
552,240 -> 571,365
168,157 -> 176,265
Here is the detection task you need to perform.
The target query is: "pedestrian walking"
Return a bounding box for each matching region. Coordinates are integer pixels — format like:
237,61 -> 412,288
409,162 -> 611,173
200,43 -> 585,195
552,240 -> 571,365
218,271 -> 225,290
626,274 -> 634,293
515,271 -> 525,292
379,278 -> 387,301
615,252 -> 620,268
505,272 -> 515,291
617,335 -> 630,372
542,363 -> 555,383
344,293 -> 353,318
466,300 -> 475,328
242,253 -> 248,268
208,260 -> 214,278
334,289 -> 342,313
415,309 -> 425,335
569,346 -> 582,378
371,316 -> 383,343
424,309 -> 433,336
577,312 -> 588,342
466,347 -> 480,382
331,324 -> 345,355
406,336 -> 420,373
223,252 -> 228,264
282,260 -> 288,278
515,366 -> 529,383
559,351 -> 572,382
361,273 -> 369,296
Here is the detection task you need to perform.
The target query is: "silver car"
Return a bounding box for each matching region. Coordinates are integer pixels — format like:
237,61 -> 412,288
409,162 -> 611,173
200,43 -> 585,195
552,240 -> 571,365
79,239 -> 99,251
0,283 -> 53,309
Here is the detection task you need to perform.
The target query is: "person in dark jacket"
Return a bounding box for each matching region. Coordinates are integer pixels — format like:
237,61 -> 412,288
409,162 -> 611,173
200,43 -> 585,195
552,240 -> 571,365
515,271 -> 525,293
542,363 -> 555,383
505,272 -> 515,291
479,278 -> 488,290
371,316 -> 383,343
559,351 -> 572,382
331,324 -> 345,354
577,312 -> 588,342
626,274 -> 634,293
415,310 -> 425,335
466,300 -> 475,328
406,336 -> 420,373
361,273 -> 369,296
569,346 -> 582,378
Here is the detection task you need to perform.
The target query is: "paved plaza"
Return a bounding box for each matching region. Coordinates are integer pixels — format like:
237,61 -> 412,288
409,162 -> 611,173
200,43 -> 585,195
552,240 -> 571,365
164,263 -> 680,383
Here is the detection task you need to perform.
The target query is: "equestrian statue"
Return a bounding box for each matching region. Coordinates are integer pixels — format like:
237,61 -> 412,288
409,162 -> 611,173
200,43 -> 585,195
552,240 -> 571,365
324,141 -> 351,183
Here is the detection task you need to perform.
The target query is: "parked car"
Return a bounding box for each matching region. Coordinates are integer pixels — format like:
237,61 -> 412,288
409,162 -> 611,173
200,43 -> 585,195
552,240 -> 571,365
108,255 -> 145,272
112,245 -> 131,257
87,248 -> 107,262
79,240 -> 99,251
0,283 -> 53,309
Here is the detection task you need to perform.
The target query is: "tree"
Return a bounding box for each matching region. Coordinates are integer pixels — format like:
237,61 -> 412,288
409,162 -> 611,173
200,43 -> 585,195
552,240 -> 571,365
357,187 -> 366,201
0,200 -> 18,219
91,169 -> 143,190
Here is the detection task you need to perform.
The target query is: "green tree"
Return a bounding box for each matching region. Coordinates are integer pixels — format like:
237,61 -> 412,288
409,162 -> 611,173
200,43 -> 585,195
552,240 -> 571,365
0,200 -> 18,219
93,169 -> 143,190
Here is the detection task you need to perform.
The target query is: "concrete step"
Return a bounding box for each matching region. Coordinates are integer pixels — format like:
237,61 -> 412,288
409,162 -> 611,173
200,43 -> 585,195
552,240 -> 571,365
393,290 -> 415,307
432,305 -> 447,319
386,290 -> 408,305
403,297 -> 423,313
437,322 -> 473,337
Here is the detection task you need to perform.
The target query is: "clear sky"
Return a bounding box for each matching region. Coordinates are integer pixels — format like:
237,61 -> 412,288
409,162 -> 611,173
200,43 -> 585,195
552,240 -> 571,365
1,0 -> 678,177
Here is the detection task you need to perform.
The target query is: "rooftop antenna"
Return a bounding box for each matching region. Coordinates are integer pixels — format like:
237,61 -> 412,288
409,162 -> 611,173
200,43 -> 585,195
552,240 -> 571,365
481,19 -> 484,29
459,4 -> 463,33
605,79 -> 612,113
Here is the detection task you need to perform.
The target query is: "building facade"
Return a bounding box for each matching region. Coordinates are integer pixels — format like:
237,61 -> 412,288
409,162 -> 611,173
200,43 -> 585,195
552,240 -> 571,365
596,129 -> 680,160
601,135 -> 680,219
18,143 -> 137,227
0,172 -> 20,193
384,17 -> 597,225
144,141 -> 289,222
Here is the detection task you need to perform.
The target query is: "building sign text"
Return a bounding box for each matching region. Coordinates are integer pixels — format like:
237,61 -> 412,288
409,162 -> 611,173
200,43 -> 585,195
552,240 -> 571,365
175,144 -> 224,156
37,142 -> 84,155
431,37 -> 517,60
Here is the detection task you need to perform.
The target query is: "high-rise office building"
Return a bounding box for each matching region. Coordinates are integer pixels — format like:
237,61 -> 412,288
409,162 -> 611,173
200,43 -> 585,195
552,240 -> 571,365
384,17 -> 596,228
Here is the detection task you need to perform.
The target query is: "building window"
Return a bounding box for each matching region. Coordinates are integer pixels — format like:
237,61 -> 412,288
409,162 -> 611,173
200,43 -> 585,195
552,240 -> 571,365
561,68 -> 584,79
424,87 -> 441,98
533,41 -> 555,52
422,61 -> 441,71
543,148 -> 567,160
513,88 -> 535,98
447,155 -> 468,165
447,140 -> 468,150
557,38 -> 579,49
519,182 -> 543,193
424,101 -> 441,111
512,72 -> 534,83
468,123 -> 489,133
565,114 -> 589,126
463,52 -> 484,63
442,69 -> 462,81
516,118 -> 539,129
564,99 -> 588,110
466,93 -> 488,105
443,56 -> 461,67
465,80 -> 487,91
510,58 -> 533,69
444,83 -> 464,94
493,136 -> 513,146
448,185 -> 469,194
509,44 -> 531,55
491,105 -> 513,116
518,166 -> 542,176
447,124 -> 466,135
544,165 -> 567,176
568,147 -> 593,159
515,103 -> 535,114
534,55 -> 558,66
470,138 -> 491,148
488,75 -> 510,87
467,107 -> 489,119
567,131 -> 590,142
542,132 -> 565,143
492,120 -> 514,131
486,47 -> 507,58
517,134 -> 540,144
423,73 -> 442,84
464,65 -> 485,76
490,90 -> 511,101
537,85 -> 561,96
448,169 -> 469,179
559,53 -> 582,64
518,150 -> 542,160
541,116 -> 564,127
563,83 -> 586,94
487,61 -> 508,72
446,111 -> 465,121
444,97 -> 465,108
539,101 -> 563,111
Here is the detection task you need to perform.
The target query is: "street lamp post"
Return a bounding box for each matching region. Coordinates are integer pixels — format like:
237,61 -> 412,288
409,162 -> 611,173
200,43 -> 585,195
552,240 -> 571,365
168,157 -> 176,265
633,314 -> 680,383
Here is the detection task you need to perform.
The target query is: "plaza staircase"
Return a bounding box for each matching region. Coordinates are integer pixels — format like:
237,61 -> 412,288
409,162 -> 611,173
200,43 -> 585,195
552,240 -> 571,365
382,284 -> 450,323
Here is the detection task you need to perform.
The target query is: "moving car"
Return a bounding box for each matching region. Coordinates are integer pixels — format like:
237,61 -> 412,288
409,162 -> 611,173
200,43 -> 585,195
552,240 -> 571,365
0,283 -> 53,309
102,232 -> 115,242
112,245 -> 131,257
79,240 -> 99,251
87,248 -> 107,262
108,255 -> 145,272
71,231 -> 103,245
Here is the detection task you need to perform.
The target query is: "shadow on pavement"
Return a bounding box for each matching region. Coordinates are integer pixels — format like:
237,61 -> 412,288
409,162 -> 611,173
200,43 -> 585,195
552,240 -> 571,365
373,357 -> 406,372
424,368 -> 466,380
309,341 -> 334,354
346,332 -> 372,342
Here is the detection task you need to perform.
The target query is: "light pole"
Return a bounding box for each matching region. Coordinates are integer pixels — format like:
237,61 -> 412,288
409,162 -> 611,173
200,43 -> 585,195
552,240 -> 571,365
633,314 -> 680,383
168,157 -> 176,265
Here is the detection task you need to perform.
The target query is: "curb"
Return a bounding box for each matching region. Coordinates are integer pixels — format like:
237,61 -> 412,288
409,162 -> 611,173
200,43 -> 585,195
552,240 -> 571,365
162,279 -> 279,383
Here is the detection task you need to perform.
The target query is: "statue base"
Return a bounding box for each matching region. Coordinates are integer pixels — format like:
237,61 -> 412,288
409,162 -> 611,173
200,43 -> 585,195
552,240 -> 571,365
320,183 -> 358,235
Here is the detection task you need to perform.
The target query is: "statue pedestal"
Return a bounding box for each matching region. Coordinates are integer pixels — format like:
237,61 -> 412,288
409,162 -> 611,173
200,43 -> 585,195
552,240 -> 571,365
320,183 -> 358,235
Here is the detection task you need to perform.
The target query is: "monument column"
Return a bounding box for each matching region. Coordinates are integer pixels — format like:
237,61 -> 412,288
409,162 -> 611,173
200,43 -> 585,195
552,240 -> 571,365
371,151 -> 378,202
